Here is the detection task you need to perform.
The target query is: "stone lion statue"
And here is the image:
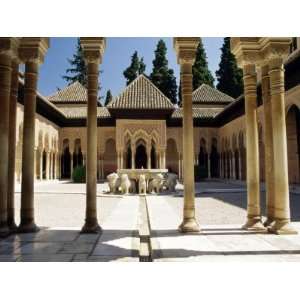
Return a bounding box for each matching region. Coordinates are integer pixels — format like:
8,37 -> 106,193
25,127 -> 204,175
139,174 -> 147,195
148,173 -> 164,194
165,173 -> 178,192
120,173 -> 136,194
107,172 -> 120,193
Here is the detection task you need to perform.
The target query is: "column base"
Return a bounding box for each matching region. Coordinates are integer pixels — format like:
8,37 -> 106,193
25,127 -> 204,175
81,218 -> 102,234
242,217 -> 266,232
0,223 -> 10,238
268,219 -> 298,235
178,218 -> 200,233
263,217 -> 275,228
18,220 -> 40,233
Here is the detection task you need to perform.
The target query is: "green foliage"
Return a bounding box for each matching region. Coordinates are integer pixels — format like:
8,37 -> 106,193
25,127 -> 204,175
150,39 -> 178,104
72,165 -> 86,183
62,38 -> 88,87
192,40 -> 215,90
104,89 -> 113,106
123,51 -> 146,85
215,37 -> 244,98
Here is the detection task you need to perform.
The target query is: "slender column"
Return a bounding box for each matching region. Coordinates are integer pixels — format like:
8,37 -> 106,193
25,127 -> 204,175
261,65 -> 275,227
45,151 -> 50,180
131,146 -> 135,169
120,151 -> 124,169
39,149 -> 43,179
82,61 -> 101,233
268,58 -> 297,234
7,59 -> 19,231
179,62 -> 199,232
0,51 -> 12,236
70,152 -> 73,179
242,64 -> 264,230
232,153 -> 236,179
162,150 -> 166,169
147,147 -> 151,169
238,150 -> 242,180
178,154 -> 181,179
19,61 -> 40,232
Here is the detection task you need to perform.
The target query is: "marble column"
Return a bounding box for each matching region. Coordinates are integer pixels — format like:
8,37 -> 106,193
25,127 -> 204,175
39,149 -> 43,179
81,37 -> 105,233
45,151 -> 50,180
19,38 -> 49,233
174,38 -> 200,232
242,64 -> 264,230
7,59 -> 19,231
207,155 -> 211,179
147,147 -> 151,169
268,57 -> 297,234
261,65 -> 275,227
238,151 -> 242,180
0,48 -> 12,236
131,146 -> 136,169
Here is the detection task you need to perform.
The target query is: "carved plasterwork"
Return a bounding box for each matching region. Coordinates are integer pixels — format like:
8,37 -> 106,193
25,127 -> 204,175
116,119 -> 166,151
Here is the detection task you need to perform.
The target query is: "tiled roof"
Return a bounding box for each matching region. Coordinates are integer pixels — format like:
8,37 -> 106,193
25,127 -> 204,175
192,84 -> 235,104
107,74 -> 175,110
171,107 -> 224,119
47,81 -> 87,103
58,106 -> 111,119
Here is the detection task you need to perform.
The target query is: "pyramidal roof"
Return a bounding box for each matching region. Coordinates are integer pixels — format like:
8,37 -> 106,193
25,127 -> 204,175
47,81 -> 87,103
107,74 -> 174,110
192,84 -> 235,104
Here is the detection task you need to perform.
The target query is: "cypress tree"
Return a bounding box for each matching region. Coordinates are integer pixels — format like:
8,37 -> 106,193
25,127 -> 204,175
123,51 -> 146,85
104,89 -> 113,106
192,40 -> 215,89
150,39 -> 177,104
216,37 -> 243,98
62,38 -> 88,87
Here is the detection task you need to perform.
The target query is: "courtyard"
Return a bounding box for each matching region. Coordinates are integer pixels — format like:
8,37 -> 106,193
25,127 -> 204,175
1,180 -> 300,262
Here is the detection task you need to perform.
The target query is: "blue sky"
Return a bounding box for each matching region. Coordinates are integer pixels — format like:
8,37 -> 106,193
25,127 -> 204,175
38,37 -> 224,103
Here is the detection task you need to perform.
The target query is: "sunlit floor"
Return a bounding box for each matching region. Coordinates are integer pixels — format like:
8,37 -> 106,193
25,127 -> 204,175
0,180 -> 299,262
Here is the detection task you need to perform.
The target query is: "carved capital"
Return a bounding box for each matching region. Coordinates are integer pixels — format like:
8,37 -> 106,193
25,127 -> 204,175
260,37 -> 292,62
174,37 -> 199,65
0,37 -> 20,59
18,38 -> 49,64
80,37 -> 106,64
230,37 -> 262,68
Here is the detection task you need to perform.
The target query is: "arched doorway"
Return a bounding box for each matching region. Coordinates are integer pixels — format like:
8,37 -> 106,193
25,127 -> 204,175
151,145 -> 156,169
286,105 -> 300,183
210,138 -> 219,178
61,139 -> 71,178
103,139 -> 117,176
135,143 -> 147,169
126,144 -> 132,169
73,138 -> 83,168
198,138 -> 208,178
166,138 -> 179,173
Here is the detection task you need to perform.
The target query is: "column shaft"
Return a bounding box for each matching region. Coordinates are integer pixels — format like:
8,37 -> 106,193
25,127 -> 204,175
261,65 -> 275,227
0,53 -> 12,236
242,64 -> 264,230
19,61 -> 39,232
269,58 -> 296,234
82,62 -> 101,233
7,60 -> 18,231
179,63 -> 199,232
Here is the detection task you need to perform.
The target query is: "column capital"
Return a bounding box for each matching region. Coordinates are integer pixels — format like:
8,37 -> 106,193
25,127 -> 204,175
18,38 -> 49,64
0,37 -> 20,57
80,37 -> 106,64
230,37 -> 262,68
173,37 -> 199,65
